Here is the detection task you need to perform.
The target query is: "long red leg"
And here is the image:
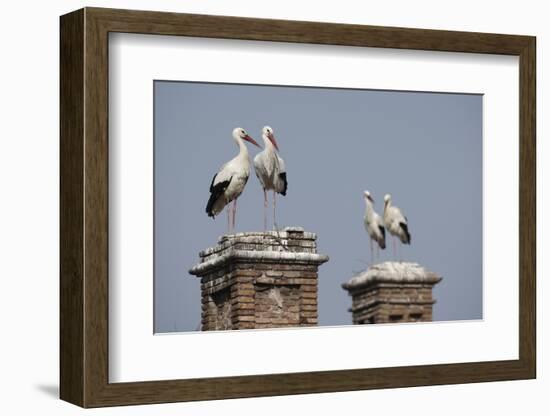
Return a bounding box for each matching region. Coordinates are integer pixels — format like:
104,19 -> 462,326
232,198 -> 237,232
263,189 -> 267,231
273,190 -> 277,230
227,204 -> 230,234
369,238 -> 373,267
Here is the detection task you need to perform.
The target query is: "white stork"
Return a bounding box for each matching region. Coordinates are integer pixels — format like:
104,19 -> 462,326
253,126 -> 288,230
383,193 -> 411,259
363,191 -> 386,264
205,127 -> 261,232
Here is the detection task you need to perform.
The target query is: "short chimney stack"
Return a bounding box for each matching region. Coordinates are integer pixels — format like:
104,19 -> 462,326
342,262 -> 442,324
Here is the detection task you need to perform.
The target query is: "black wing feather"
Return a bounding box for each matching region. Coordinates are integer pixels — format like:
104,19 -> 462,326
206,174 -> 232,217
399,222 -> 411,244
209,173 -> 217,192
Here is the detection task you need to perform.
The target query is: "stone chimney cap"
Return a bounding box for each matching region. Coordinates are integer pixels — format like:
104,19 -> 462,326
189,227 -> 328,277
216,226 -> 309,244
342,261 -> 442,291
189,250 -> 329,276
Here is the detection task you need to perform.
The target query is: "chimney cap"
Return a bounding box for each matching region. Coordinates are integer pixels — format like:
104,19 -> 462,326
189,227 -> 328,277
342,261 -> 442,291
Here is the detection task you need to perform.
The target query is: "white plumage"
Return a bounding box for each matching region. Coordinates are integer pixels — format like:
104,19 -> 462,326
205,127 -> 261,231
253,126 -> 288,229
363,191 -> 386,257
254,126 -> 287,195
383,194 -> 411,256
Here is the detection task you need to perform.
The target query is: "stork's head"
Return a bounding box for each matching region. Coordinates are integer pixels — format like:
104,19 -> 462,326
363,190 -> 374,203
384,194 -> 391,205
262,125 -> 279,151
233,127 -> 261,148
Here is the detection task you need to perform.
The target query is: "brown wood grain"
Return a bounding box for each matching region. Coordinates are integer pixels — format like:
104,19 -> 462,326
59,8 -> 84,407
60,7 -> 537,408
518,38 -> 536,376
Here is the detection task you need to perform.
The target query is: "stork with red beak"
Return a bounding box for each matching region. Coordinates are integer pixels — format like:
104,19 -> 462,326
363,191 -> 386,264
383,193 -> 411,259
253,126 -> 288,230
205,127 -> 261,232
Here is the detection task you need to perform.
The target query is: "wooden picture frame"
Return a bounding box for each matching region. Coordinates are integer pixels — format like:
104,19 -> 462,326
60,7 -> 536,408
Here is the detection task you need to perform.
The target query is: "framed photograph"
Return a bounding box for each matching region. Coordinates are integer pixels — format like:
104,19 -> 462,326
60,7 -> 536,408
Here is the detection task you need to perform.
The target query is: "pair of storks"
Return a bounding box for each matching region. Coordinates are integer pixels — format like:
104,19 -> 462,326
363,191 -> 411,262
205,126 -> 287,232
204,126 -> 411,261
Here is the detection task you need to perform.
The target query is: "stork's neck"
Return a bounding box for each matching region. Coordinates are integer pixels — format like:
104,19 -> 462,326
234,136 -> 249,159
384,200 -> 391,214
262,134 -> 276,153
365,198 -> 374,215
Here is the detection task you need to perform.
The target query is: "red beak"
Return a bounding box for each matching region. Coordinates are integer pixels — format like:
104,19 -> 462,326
268,133 -> 279,151
244,135 -> 261,148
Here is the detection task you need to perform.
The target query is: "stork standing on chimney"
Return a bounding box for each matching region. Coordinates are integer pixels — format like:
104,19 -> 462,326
383,193 -> 411,260
253,126 -> 288,230
363,191 -> 386,264
205,127 -> 261,233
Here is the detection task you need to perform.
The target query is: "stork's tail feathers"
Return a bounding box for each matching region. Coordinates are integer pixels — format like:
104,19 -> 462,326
378,225 -> 386,249
399,222 -> 411,244
278,172 -> 288,196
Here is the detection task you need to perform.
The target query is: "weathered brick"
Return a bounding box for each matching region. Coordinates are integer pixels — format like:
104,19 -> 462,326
270,318 -> 290,325
301,291 -> 317,298
231,309 -> 255,320
233,303 -> 255,310
235,270 -> 262,277
342,262 -> 441,325
234,315 -> 255,322
230,296 -> 254,304
286,278 -> 318,285
236,322 -> 256,329
232,284 -> 254,293
189,229 -> 328,331
231,289 -> 255,297
255,277 -> 276,285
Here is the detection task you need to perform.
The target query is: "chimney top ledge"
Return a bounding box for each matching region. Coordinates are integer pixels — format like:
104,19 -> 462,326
342,261 -> 442,291
189,250 -> 329,276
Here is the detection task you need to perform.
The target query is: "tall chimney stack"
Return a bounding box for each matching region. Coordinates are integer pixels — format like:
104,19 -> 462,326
189,227 -> 329,331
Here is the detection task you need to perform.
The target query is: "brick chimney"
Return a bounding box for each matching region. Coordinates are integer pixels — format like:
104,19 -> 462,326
189,227 -> 329,331
341,262 -> 442,324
